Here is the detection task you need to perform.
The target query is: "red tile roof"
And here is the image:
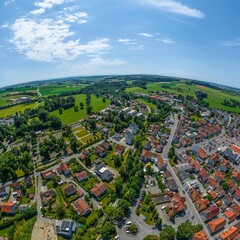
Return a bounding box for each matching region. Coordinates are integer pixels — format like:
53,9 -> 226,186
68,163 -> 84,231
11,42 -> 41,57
91,182 -> 107,198
193,230 -> 208,240
224,210 -> 236,222
0,200 -> 16,214
230,145 -> 240,155
219,226 -> 239,240
208,218 -> 226,233
73,199 -> 90,216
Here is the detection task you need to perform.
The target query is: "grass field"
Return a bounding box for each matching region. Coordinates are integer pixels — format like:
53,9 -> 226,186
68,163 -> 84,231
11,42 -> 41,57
81,134 -> 94,144
126,81 -> 240,113
75,129 -> 90,138
73,125 -> 84,132
0,94 -> 35,107
51,94 -> 110,125
39,83 -> 88,97
0,102 -> 40,118
137,98 -> 157,109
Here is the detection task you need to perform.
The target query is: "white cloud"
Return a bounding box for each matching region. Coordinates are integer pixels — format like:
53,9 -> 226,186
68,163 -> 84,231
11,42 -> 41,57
0,23 -> 9,28
140,0 -> 204,18
82,57 -> 126,68
220,38 -> 240,47
4,0 -> 14,6
139,33 -> 153,38
31,8 -> 45,15
118,38 -> 136,45
10,18 -> 110,62
64,12 -> 88,24
157,37 -> 175,44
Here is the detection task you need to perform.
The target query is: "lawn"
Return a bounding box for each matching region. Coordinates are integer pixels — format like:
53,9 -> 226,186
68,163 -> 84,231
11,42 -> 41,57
126,81 -> 240,113
0,102 -> 40,118
39,83 -> 88,97
79,174 -> 98,192
75,130 -> 90,139
51,94 -> 110,125
0,95 -> 35,107
137,98 -> 157,109
73,125 -> 84,132
81,134 -> 94,144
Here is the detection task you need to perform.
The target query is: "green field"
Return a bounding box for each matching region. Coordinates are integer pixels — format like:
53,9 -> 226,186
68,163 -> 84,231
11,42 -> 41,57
126,81 -> 240,113
75,129 -> 90,138
0,102 -> 40,118
81,134 -> 94,144
0,94 -> 35,107
51,94 -> 110,125
39,83 -> 88,97
73,125 -> 84,132
137,98 -> 157,109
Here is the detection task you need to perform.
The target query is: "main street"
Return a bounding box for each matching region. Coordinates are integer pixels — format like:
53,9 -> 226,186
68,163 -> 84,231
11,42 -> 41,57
162,114 -> 213,240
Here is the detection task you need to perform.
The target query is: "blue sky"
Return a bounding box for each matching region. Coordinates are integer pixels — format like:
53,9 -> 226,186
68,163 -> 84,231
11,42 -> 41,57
0,0 -> 240,88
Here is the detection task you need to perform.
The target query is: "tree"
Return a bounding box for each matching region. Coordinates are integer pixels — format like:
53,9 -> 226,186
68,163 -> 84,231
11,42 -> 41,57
87,106 -> 92,115
129,223 -> 138,233
100,222 -> 116,239
102,97 -> 106,102
55,204 -> 65,219
154,217 -> 162,228
59,107 -> 63,115
177,222 -> 195,240
159,225 -> 176,240
144,236 -> 159,240
80,102 -> 84,109
74,105 -> 79,112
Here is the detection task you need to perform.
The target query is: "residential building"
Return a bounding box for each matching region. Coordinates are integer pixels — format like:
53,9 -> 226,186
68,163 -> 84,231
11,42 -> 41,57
91,182 -> 107,199
73,199 -> 91,216
224,210 -> 236,222
95,146 -> 106,157
208,218 -> 226,233
56,219 -> 76,238
64,184 -> 76,197
42,169 -> 55,180
74,171 -> 88,183
95,164 -> 113,182
0,186 -> 10,198
193,230 -> 208,240
200,205 -> 219,222
40,189 -> 56,205
0,200 -> 18,215
219,226 -> 239,240
58,162 -> 71,177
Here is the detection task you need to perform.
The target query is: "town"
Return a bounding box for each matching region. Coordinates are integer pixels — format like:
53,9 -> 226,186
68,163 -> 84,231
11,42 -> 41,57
0,78 -> 239,240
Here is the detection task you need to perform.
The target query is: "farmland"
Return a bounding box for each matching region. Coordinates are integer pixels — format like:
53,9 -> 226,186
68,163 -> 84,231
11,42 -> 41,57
51,94 -> 110,125
126,81 -> 240,113
39,83 -> 88,97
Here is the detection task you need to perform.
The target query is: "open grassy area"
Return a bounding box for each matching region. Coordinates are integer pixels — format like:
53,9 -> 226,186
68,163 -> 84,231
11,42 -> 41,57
39,83 -> 88,97
0,95 -> 35,107
73,125 -> 84,132
75,130 -> 90,138
51,94 -> 110,125
126,81 -> 240,113
137,98 -> 157,109
81,134 -> 94,144
0,102 -> 40,118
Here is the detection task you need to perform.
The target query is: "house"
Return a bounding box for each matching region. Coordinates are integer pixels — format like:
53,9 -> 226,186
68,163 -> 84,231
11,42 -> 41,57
224,210 -> 236,222
0,200 -> 18,215
79,149 -> 90,161
101,141 -> 110,150
207,177 -> 218,190
232,170 -> 240,182
191,161 -> 201,173
175,163 -> 193,173
209,190 -> 218,200
91,182 -> 107,199
166,178 -> 178,192
129,123 -> 139,135
214,171 -> 225,183
25,177 -> 33,188
58,162 -> 71,177
0,186 -> 10,198
19,204 -> 30,212
11,182 -> 20,191
95,164 -> 113,182
56,219 -> 76,238
73,199 -> 91,216
223,147 -> 240,164
228,180 -> 238,194
234,189 -> 240,201
192,145 -> 207,162
140,150 -> 166,170
144,140 -> 152,150
208,153 -> 220,166
193,230 -> 208,240
167,193 -> 186,216
222,194 -> 233,206
200,205 -> 219,222
64,184 -> 76,197
198,169 -> 210,183
40,189 -> 56,205
42,169 -> 55,180
219,160 -> 230,172
219,226 -> 239,240
189,188 -> 201,202
95,146 -> 107,157
231,203 -> 240,218
67,149 -> 73,156
215,186 -> 226,199
126,133 -> 134,145
195,198 -> 209,212
116,145 -> 125,154
208,218 -> 226,233
74,171 -> 88,183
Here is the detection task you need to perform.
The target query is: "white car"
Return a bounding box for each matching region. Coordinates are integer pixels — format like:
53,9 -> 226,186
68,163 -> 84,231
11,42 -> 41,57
161,206 -> 166,210
114,235 -> 120,240
126,221 -> 132,225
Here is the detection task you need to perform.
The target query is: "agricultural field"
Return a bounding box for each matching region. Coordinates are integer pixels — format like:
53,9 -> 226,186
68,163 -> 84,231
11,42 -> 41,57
0,94 -> 35,107
39,83 -> 88,97
137,98 -> 157,109
51,94 -> 110,125
0,101 -> 41,118
126,81 -> 240,113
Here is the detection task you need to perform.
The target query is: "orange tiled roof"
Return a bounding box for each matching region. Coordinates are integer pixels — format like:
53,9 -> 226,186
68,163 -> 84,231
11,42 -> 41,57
224,210 -> 236,222
230,145 -> 240,155
208,218 -> 226,233
219,226 -> 238,240
0,200 -> 16,213
193,230 -> 208,240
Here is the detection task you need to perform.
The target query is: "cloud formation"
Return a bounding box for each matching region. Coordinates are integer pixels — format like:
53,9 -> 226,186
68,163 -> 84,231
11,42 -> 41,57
157,37 -> 175,44
140,33 -> 153,38
140,0 -> 204,18
10,18 -> 110,62
220,38 -> 240,47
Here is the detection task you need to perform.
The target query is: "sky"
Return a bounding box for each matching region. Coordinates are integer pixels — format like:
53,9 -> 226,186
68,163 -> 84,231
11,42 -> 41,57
0,0 -> 240,88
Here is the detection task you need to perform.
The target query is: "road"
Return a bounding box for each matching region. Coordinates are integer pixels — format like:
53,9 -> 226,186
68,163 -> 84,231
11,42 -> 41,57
162,114 -> 213,240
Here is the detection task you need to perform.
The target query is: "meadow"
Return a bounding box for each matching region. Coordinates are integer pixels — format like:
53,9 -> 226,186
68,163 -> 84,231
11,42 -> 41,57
126,81 -> 240,113
51,94 -> 110,125
137,98 -> 157,109
39,83 -> 88,97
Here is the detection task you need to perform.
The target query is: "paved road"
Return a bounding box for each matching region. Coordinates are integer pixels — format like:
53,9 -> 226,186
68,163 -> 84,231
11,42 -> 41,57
162,114 -> 213,240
